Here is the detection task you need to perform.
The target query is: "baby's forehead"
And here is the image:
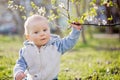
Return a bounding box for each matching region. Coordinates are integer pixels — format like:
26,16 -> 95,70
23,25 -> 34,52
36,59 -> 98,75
29,21 -> 49,29
29,18 -> 48,26
28,16 -> 48,24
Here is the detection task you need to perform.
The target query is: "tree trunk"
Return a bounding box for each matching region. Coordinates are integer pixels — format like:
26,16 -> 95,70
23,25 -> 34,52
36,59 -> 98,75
7,8 -> 24,37
75,3 -> 87,44
105,0 -> 120,34
25,0 -> 31,17
51,1 -> 63,37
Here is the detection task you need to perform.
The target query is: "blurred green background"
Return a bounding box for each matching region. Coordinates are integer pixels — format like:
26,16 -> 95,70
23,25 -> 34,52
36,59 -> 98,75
0,0 -> 120,80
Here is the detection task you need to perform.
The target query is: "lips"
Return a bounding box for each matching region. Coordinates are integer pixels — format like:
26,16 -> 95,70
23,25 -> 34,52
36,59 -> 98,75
41,38 -> 46,41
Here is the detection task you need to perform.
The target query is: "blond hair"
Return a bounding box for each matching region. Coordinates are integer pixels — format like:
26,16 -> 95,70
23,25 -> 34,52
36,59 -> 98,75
24,15 -> 48,35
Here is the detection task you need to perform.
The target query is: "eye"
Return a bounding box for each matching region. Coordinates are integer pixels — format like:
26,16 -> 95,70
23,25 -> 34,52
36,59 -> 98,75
43,29 -> 47,32
34,31 -> 38,34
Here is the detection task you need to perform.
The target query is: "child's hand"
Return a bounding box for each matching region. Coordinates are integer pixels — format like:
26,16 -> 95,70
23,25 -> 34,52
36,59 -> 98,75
71,22 -> 82,30
15,72 -> 26,80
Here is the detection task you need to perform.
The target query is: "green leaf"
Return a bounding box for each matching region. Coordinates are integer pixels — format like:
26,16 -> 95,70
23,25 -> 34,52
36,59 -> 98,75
51,0 -> 56,4
8,0 -> 13,4
108,16 -> 113,21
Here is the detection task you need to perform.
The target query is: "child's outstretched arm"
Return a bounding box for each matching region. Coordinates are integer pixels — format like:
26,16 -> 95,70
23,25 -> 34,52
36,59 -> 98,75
55,24 -> 82,54
13,49 -> 27,80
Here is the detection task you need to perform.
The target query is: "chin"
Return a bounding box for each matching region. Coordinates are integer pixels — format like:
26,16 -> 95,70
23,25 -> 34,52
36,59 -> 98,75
41,42 -> 47,46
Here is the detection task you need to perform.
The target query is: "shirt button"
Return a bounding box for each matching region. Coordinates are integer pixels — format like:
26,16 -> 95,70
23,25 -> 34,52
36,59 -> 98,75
34,74 -> 38,77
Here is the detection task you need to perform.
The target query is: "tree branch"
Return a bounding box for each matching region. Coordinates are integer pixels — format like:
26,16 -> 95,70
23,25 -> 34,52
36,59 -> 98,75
80,23 -> 120,26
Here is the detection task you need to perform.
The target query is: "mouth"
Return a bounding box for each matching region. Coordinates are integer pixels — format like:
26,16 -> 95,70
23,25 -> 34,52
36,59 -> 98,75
41,38 -> 46,41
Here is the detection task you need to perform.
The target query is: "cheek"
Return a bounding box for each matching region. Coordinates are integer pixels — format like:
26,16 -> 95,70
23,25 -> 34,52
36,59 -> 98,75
29,35 -> 37,40
46,31 -> 50,36
47,33 -> 50,38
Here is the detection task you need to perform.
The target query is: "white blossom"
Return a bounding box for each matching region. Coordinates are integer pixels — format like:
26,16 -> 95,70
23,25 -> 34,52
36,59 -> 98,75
59,2 -> 64,8
38,7 -> 46,16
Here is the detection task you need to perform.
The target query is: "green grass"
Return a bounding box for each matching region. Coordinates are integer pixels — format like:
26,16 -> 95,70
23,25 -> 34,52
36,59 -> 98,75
0,35 -> 23,80
0,35 -> 120,80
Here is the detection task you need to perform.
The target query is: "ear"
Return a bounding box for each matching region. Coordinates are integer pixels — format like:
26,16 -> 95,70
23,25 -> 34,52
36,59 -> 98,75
25,35 -> 30,40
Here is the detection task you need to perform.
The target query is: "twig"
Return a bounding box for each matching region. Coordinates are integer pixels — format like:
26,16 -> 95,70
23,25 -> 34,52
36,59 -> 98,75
79,23 -> 120,26
67,0 -> 70,20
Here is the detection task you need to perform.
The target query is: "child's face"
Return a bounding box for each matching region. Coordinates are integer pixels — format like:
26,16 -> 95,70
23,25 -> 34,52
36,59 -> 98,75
27,20 -> 50,47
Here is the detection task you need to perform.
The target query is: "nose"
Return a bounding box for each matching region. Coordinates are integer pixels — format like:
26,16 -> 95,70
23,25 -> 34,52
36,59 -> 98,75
39,31 -> 45,36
